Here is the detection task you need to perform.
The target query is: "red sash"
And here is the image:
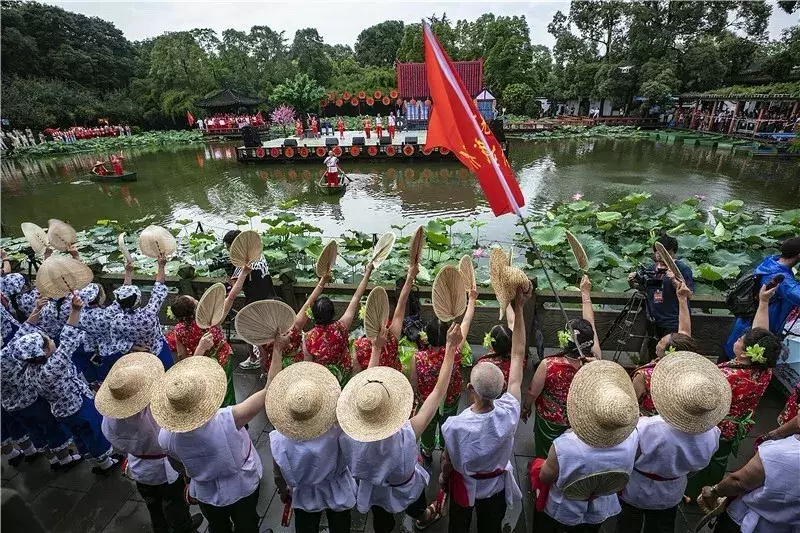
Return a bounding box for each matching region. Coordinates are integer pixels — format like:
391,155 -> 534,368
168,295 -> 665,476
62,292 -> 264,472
389,469 -> 416,488
634,468 -> 679,482
132,453 -> 168,460
449,469 -> 506,507
528,458 -> 551,511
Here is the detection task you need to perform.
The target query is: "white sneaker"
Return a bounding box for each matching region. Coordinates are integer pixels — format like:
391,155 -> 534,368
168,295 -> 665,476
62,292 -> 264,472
239,358 -> 260,370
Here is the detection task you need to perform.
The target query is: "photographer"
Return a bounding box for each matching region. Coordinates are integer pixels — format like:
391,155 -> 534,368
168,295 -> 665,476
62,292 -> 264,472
629,235 -> 694,359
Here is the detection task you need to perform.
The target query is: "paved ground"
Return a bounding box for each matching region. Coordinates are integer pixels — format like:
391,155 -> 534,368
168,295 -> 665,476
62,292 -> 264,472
262,130 -> 428,148
0,348 -> 787,533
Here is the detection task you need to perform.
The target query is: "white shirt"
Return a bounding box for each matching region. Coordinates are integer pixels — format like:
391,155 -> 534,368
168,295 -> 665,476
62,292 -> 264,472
621,416 -> 720,510
375,117 -> 382,126
324,156 -> 339,173
441,392 -> 523,506
340,420 -> 429,513
388,115 -> 395,126
270,425 -> 357,512
102,408 -> 179,486
545,429 -> 639,526
159,407 -> 262,507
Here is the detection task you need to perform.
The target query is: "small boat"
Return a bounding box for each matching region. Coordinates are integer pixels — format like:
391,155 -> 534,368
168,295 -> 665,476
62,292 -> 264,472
88,171 -> 137,183
317,176 -> 346,195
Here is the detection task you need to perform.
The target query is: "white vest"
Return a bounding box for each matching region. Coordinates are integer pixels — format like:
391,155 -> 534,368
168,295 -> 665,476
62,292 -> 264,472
621,416 -> 720,509
727,436 -> 800,533
545,429 -> 639,526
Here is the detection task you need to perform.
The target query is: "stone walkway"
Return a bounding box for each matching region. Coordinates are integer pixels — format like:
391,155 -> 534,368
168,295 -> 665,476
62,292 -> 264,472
0,349 -> 787,533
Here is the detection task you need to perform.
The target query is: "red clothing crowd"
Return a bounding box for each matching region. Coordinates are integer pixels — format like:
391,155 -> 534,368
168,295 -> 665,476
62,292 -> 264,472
201,113 -> 265,132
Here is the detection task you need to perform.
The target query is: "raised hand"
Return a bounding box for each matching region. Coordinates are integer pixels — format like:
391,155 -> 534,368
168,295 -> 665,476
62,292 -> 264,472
446,322 -> 463,351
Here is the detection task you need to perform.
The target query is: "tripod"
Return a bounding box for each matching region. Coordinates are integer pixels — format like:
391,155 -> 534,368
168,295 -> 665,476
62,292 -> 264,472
599,290 -> 651,363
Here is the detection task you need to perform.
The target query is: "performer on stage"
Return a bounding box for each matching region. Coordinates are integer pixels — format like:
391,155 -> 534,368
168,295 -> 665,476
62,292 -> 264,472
387,113 -> 396,138
375,115 -> 383,139
337,117 -> 345,139
311,116 -> 319,138
363,117 -> 372,140
295,119 -> 303,138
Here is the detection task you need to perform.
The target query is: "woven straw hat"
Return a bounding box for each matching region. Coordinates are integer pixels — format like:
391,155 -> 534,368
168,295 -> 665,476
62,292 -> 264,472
364,286 -> 389,338
36,255 -> 94,299
150,356 -> 227,432
337,366 -> 413,442
195,283 -> 226,329
562,470 -> 630,501
118,233 -> 133,262
651,351 -> 731,434
21,222 -> 48,254
235,300 -> 295,346
229,230 -> 262,268
458,255 -> 476,291
408,226 -> 425,265
432,265 -> 467,322
47,219 -> 77,252
489,248 -> 531,319
139,225 -> 177,259
316,240 -> 338,278
567,360 -> 639,448
266,362 -> 340,441
370,232 -> 396,268
95,352 -> 164,419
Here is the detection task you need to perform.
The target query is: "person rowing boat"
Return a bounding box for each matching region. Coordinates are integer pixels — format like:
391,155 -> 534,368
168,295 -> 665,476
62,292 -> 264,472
323,150 -> 341,187
91,160 -> 110,176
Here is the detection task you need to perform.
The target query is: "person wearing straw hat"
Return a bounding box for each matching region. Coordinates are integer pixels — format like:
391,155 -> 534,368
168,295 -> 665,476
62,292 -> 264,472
338,322 -> 464,532
536,360 -> 640,532
616,351 -> 730,533
266,348 -> 357,533
304,261 -> 376,387
522,275 -> 602,458
411,288 -> 478,463
21,295 -> 120,475
98,353 -> 203,533
155,334 -> 291,533
438,286 -> 529,533
684,285 -> 782,501
697,416 -> 800,533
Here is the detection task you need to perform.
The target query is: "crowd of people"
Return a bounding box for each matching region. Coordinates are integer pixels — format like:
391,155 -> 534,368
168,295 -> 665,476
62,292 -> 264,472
198,113 -> 266,133
1,226 -> 799,533
0,124 -> 132,151
669,106 -> 799,135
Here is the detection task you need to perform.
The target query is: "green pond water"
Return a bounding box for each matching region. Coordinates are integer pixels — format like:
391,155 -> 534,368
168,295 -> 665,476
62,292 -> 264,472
2,138 -> 798,244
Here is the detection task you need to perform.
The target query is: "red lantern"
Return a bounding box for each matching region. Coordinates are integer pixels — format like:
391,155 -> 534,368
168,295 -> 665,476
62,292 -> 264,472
385,145 -> 396,157
382,96 -> 390,105
332,146 -> 343,157
373,90 -> 382,100
422,147 -> 432,156
350,97 -> 359,106
349,146 -> 361,157
440,147 -> 450,156
366,97 -> 374,106
284,147 -> 295,158
336,99 -> 343,107
358,90 -> 366,99
389,89 -> 398,99
328,92 -> 335,101
270,147 -> 280,158
342,91 -> 351,100
367,146 -> 378,156
403,145 -> 415,157
298,146 -> 309,158
320,99 -> 328,108
255,147 -> 265,158
315,146 -> 327,157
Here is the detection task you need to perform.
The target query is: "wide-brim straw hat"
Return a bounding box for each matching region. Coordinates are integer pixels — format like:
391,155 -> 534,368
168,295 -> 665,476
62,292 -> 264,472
95,352 -> 164,419
139,225 -> 177,258
266,362 -> 340,441
567,360 -> 639,448
337,366 -> 413,442
150,356 -> 227,433
489,248 -> 531,319
36,255 -> 94,299
651,351 -> 732,434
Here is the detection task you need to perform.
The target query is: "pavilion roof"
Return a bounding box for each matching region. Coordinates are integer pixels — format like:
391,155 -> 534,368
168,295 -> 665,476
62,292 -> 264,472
396,60 -> 483,99
195,89 -> 264,109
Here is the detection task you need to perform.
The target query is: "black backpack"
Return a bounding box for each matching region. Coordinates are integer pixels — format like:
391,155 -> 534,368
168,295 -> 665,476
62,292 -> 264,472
725,271 -> 763,319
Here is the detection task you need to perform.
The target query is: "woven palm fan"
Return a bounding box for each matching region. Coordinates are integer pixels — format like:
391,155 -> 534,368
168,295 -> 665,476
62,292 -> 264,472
458,255 -> 476,291
655,241 -> 685,284
695,496 -> 728,532
489,248 -> 531,320
47,219 -> 77,252
565,230 -> 589,272
408,226 -> 425,265
562,470 -> 630,501
235,300 -> 296,346
370,232 -> 396,268
21,222 -> 48,254
432,265 -> 467,322
139,225 -> 177,259
229,230 -> 262,268
36,255 -> 94,299
315,240 -> 339,278
195,283 -> 227,330
364,286 -> 390,339
118,233 -> 133,262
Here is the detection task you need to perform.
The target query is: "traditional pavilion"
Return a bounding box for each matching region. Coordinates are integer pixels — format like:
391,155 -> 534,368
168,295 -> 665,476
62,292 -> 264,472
195,89 -> 265,113
396,59 -> 484,99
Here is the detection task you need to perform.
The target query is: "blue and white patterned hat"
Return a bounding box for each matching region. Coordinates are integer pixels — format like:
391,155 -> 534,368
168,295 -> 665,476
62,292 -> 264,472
1,274 -> 26,297
113,285 -> 141,306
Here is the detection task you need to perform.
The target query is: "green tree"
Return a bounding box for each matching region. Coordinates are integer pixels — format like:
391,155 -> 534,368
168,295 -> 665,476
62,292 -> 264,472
271,73 -> 325,112
354,21 -> 404,66
396,15 -> 458,62
567,0 -> 630,59
502,83 -> 535,114
290,28 -> 333,85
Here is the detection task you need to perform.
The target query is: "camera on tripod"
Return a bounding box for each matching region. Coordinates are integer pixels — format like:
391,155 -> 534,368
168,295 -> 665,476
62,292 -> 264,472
631,265 -> 665,291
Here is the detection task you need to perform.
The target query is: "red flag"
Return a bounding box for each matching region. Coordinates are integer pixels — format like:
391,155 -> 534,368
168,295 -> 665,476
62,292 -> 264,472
423,24 -> 524,217
186,111 -> 195,126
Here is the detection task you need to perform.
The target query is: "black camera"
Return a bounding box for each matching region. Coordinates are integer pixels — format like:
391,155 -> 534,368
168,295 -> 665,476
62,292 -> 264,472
632,265 -> 665,291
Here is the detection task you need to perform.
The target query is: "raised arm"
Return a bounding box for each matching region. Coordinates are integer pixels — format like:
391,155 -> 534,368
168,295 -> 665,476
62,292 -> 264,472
410,323 -> 460,437
295,276 -> 328,331
522,359 -> 548,422
222,265 -> 251,317
232,332 -> 292,430
340,262 -> 374,329
753,285 -> 776,331
368,324 -> 388,369
391,263 -> 419,339
580,275 -> 602,359
1,249 -> 10,274
676,282 -> 693,336
505,303 -> 516,330
698,453 -> 766,511
459,289 -> 478,346
508,286 -> 530,403
155,254 -> 166,284
124,259 -> 134,285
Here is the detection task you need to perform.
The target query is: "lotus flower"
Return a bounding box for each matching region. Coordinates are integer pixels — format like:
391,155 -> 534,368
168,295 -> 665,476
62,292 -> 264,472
694,194 -> 706,201
472,248 -> 486,259
572,193 -> 584,201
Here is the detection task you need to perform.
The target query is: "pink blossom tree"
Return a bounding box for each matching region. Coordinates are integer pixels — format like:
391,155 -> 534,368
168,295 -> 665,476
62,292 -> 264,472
270,105 -> 296,136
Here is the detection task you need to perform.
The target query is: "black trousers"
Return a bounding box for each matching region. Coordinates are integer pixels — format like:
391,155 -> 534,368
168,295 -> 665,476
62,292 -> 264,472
294,508 -> 351,533
136,477 -> 195,533
448,489 -> 506,533
197,486 -> 260,533
616,500 -> 677,533
371,490 -> 427,533
713,512 -> 741,533
535,511 -> 602,533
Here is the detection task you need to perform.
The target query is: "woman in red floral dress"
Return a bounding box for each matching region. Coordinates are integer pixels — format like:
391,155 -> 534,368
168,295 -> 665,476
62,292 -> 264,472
303,262 -> 375,386
352,262 -> 419,373
475,301 -> 518,390
411,288 -> 477,462
685,284 -> 782,499
522,275 -> 602,458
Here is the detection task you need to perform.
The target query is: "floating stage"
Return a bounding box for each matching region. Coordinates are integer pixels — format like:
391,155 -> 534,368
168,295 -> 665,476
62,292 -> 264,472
236,131 -> 467,163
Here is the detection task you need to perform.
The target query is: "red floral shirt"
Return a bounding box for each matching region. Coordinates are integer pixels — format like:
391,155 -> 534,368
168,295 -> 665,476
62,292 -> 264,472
634,361 -> 658,416
478,352 -> 511,390
305,321 -> 351,369
535,357 -> 579,425
259,327 -> 303,371
415,346 -> 462,405
353,321 -> 400,371
778,382 -> 800,426
717,362 -> 772,441
170,321 -> 231,366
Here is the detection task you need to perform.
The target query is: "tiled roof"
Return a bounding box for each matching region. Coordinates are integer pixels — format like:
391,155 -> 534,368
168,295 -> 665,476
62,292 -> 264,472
397,60 -> 483,99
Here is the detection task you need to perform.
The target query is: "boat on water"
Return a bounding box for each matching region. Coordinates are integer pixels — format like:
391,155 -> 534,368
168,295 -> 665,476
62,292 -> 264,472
88,171 -> 137,183
317,176 -> 346,195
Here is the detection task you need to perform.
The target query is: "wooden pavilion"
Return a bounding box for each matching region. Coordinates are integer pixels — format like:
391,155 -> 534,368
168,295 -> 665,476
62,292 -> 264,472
195,89 -> 265,113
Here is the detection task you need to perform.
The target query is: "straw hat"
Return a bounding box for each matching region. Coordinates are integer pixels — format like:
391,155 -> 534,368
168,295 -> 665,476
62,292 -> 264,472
266,362 -> 340,441
315,240 -> 338,278
95,352 -> 164,419
364,286 -> 390,339
458,254 -> 476,291
337,366 -> 414,442
489,248 -> 531,319
47,219 -> 77,252
651,351 -> 731,434
150,356 -> 227,433
235,300 -> 295,346
21,222 -> 48,254
195,283 -> 227,329
36,255 -> 94,299
139,225 -> 177,259
408,226 -> 425,265
562,470 -> 630,501
370,232 -> 396,268
118,233 -> 133,262
229,230 -> 262,268
566,360 -> 639,448
432,265 -> 467,322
